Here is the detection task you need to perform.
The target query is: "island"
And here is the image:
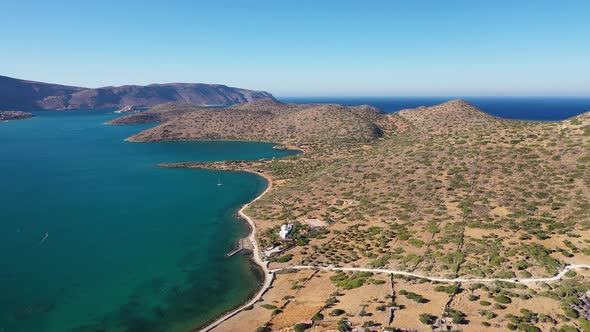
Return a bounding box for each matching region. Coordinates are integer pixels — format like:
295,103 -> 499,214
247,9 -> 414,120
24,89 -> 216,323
114,99 -> 590,332
0,110 -> 33,121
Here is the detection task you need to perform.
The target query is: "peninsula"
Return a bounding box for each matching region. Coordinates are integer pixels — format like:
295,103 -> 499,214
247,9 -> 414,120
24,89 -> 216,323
113,99 -> 590,331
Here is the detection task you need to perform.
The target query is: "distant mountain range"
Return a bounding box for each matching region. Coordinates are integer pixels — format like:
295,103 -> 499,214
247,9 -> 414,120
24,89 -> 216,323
0,75 -> 274,110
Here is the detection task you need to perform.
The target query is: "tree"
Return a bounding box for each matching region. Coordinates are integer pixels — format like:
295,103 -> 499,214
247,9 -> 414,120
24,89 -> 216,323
330,308 -> 346,316
419,313 -> 437,325
294,322 -> 311,332
338,318 -> 352,332
312,312 -> 324,321
494,295 -> 512,304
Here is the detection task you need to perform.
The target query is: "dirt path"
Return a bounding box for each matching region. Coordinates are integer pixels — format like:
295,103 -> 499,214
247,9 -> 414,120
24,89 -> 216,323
273,264 -> 590,284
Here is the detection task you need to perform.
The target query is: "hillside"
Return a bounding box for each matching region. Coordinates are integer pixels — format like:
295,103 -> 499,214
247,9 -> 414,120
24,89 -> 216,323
107,103 -> 208,124
126,99 -> 400,149
160,100 -> 590,332
0,75 -> 274,110
397,99 -> 503,133
228,98 -> 313,114
249,102 -> 589,276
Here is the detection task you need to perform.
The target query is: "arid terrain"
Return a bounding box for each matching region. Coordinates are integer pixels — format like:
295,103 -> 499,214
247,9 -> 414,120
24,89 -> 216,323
120,99 -> 590,331
108,103 -> 210,124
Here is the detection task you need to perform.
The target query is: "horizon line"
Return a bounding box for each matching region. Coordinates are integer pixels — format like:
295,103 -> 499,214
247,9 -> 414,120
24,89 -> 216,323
275,95 -> 590,98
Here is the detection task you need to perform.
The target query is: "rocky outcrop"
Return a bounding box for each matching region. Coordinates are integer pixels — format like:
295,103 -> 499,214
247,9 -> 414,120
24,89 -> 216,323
0,75 -> 275,110
0,110 -> 33,121
108,103 -> 207,124
114,105 -> 145,114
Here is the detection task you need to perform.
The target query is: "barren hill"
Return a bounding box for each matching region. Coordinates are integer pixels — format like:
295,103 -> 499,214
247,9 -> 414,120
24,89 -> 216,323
107,103 -> 208,124
0,75 -> 274,110
126,99 -> 398,148
228,98 -> 311,114
397,99 -> 502,134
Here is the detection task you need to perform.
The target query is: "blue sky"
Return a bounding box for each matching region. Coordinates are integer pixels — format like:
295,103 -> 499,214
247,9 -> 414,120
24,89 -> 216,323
1,0 -> 589,96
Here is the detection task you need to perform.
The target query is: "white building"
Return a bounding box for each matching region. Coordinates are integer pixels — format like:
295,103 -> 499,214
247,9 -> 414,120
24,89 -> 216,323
279,223 -> 293,239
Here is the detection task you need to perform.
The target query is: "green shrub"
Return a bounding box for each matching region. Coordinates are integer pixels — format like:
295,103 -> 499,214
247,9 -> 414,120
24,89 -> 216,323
329,308 -> 346,316
445,308 -> 467,324
434,284 -> 460,294
312,312 -> 324,321
274,254 -> 293,263
294,322 -> 311,332
559,325 -> 580,332
516,323 -> 540,332
563,306 -> 579,319
495,295 -> 512,304
419,313 -> 437,325
579,318 -> 590,332
329,271 -> 373,290
368,278 -> 386,285
256,325 -> 271,332
402,291 -> 429,303
337,318 -> 351,332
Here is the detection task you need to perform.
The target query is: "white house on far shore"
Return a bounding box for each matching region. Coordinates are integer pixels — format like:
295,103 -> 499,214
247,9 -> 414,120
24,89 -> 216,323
279,223 -> 293,239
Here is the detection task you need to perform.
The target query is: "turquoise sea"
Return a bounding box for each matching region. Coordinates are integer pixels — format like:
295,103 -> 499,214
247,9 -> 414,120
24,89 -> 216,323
0,110 -> 297,332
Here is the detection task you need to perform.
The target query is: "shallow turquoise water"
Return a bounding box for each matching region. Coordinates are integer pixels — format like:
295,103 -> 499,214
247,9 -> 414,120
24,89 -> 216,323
0,110 -> 297,332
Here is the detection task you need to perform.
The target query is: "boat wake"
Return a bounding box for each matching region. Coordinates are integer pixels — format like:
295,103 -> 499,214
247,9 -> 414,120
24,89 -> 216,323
37,232 -> 49,246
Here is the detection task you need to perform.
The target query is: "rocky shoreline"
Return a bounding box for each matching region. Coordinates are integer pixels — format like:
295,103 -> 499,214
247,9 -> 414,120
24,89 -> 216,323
0,110 -> 33,121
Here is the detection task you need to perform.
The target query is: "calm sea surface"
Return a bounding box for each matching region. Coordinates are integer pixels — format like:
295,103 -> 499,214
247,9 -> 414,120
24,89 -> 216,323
280,96 -> 590,120
0,110 -> 296,332
1,97 -> 589,332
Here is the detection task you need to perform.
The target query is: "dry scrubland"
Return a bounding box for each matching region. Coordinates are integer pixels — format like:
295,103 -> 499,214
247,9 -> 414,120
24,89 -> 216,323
121,99 -> 590,331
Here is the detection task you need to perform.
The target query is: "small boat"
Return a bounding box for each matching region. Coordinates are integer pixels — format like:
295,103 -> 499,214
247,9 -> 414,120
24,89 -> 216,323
217,177 -> 223,186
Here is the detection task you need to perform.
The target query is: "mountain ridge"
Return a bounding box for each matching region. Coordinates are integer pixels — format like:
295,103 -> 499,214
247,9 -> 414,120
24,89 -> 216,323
0,75 -> 274,110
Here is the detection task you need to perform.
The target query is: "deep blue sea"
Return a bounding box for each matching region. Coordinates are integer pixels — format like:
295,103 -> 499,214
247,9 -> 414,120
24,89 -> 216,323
279,96 -> 590,121
1,98 -> 589,332
0,110 -> 296,332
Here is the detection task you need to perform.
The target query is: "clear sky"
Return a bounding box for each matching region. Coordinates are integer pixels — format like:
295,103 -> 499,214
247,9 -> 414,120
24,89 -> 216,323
1,0 -> 589,96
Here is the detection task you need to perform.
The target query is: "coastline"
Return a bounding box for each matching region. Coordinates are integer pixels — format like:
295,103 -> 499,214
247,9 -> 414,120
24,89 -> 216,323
272,143 -> 306,154
196,170 -> 276,332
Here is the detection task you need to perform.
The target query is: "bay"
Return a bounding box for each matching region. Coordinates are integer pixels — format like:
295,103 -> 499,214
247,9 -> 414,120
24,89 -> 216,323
0,110 -> 297,332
